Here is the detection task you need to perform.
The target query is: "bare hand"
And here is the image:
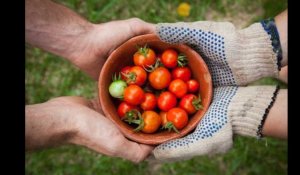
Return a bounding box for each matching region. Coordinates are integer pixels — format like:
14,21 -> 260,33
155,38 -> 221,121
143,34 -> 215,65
70,18 -> 155,79
25,96 -> 153,163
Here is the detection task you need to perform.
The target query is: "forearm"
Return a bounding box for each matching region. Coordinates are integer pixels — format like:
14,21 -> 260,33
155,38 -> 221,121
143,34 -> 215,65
267,7 -> 288,136
275,9 -> 287,67
262,89 -> 287,139
25,102 -> 78,150
25,0 -> 95,61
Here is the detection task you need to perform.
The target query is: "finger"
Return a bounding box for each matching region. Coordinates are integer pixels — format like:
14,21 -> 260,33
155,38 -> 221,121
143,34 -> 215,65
126,18 -> 156,36
103,18 -> 156,57
47,96 -> 90,106
118,139 -> 154,163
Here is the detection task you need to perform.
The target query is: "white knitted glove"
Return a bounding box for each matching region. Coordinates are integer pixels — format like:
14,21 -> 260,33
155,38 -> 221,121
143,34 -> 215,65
152,19 -> 283,162
156,19 -> 283,86
153,85 -> 279,162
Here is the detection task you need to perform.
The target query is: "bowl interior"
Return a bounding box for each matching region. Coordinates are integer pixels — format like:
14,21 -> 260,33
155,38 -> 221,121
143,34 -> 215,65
99,34 -> 212,145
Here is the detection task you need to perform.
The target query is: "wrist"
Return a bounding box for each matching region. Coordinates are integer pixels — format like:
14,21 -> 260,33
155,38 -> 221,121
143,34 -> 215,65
228,86 -> 279,138
26,0 -> 96,61
65,23 -> 108,79
25,102 -> 79,150
59,23 -> 98,62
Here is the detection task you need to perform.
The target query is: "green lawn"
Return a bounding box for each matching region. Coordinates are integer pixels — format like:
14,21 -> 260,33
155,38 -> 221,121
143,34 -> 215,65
25,0 -> 287,174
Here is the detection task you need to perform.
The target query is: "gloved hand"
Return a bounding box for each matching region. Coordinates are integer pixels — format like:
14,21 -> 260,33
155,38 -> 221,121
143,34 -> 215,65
156,19 -> 282,86
152,85 -> 279,162
152,19 -> 282,162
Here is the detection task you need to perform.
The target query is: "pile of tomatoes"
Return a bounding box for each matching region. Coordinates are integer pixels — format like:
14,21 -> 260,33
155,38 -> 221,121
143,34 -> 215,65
109,46 -> 202,134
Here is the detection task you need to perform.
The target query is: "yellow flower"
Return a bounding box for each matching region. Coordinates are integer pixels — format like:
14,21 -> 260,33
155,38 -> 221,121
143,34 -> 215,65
177,2 -> 191,17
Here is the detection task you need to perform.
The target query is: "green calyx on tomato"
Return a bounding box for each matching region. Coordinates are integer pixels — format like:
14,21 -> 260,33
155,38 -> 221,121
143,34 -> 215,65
126,66 -> 147,86
192,96 -> 203,110
162,121 -> 180,133
109,73 -> 127,98
124,110 -> 162,134
123,110 -> 145,132
164,108 -> 188,132
177,53 -> 188,67
143,58 -> 162,73
137,45 -> 150,57
123,109 -> 140,124
179,94 -> 203,114
122,72 -> 136,84
134,45 -> 156,67
117,102 -> 138,119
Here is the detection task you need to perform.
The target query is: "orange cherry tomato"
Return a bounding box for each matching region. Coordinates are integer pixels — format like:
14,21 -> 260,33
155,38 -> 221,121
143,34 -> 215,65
149,67 -> 171,90
141,111 -> 162,133
133,47 -> 156,67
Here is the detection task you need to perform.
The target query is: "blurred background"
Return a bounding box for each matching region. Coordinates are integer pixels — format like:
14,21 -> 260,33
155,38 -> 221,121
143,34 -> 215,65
25,0 -> 287,174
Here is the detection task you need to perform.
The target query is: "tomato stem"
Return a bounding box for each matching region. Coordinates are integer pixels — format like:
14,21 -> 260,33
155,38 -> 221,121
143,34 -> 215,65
192,97 -> 203,110
162,121 -> 180,133
122,72 -> 137,84
138,45 -> 149,58
177,54 -> 188,67
143,59 -> 161,72
133,111 -> 145,132
112,73 -> 122,81
123,110 -> 145,132
123,110 -> 137,123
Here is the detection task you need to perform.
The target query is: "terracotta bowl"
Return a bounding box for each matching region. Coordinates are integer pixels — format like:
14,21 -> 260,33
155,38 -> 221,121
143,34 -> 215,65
98,34 -> 212,145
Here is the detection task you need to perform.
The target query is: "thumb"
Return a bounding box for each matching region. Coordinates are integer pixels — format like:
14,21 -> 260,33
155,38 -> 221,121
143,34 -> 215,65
118,140 -> 154,163
126,18 -> 156,36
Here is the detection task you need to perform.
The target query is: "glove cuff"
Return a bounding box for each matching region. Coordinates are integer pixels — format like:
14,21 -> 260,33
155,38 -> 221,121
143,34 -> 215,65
260,18 -> 283,70
228,86 -> 280,138
227,23 -> 279,85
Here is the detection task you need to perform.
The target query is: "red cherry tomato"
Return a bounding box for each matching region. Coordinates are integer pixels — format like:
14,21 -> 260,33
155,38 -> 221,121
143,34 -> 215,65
179,94 -> 202,114
140,111 -> 162,133
120,66 -> 131,81
140,93 -> 157,111
124,85 -> 145,105
125,66 -> 147,86
167,108 -> 188,130
171,67 -> 192,82
161,49 -> 178,68
117,102 -> 138,119
168,79 -> 188,98
133,47 -> 156,67
157,91 -> 177,111
186,79 -> 200,93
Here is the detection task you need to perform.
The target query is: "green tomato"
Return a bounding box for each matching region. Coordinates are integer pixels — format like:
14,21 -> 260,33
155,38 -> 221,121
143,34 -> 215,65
109,80 -> 127,98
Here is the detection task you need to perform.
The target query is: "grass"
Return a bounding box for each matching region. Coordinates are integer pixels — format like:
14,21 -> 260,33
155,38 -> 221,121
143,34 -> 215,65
25,0 -> 287,174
